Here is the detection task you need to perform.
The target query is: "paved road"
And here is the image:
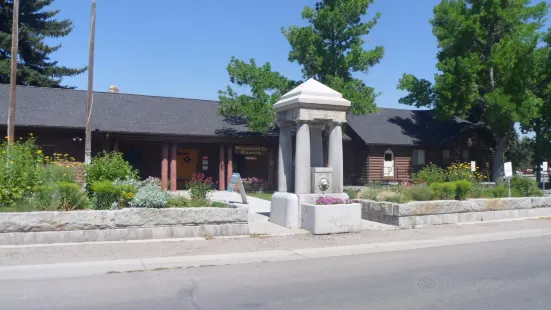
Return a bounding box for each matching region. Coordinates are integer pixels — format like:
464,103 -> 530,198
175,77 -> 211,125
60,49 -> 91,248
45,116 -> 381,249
3,235 -> 551,309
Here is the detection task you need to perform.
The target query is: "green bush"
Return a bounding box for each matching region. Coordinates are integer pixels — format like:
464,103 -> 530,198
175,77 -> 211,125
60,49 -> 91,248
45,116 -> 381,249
431,182 -> 457,200
85,152 -> 138,191
31,185 -> 57,209
409,184 -> 433,201
167,196 -> 190,208
357,186 -> 381,200
90,181 -> 137,210
91,181 -> 120,210
57,182 -> 90,210
454,180 -> 473,200
130,185 -> 170,208
40,164 -> 76,185
187,173 -> 214,200
0,136 -> 44,207
412,163 -> 446,185
510,175 -> 542,197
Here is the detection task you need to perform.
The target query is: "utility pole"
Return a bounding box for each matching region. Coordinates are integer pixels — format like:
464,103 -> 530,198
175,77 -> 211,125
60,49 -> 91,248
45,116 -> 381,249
7,0 -> 20,143
85,0 -> 96,165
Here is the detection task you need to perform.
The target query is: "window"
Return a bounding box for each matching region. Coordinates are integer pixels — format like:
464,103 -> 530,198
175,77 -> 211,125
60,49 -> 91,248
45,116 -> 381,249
384,152 -> 392,162
462,150 -> 469,161
412,149 -> 426,165
443,149 -> 451,165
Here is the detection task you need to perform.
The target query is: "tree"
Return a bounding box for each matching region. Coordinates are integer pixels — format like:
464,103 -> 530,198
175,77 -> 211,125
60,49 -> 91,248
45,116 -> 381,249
397,0 -> 549,181
0,0 -> 86,88
218,0 -> 384,132
505,132 -> 533,171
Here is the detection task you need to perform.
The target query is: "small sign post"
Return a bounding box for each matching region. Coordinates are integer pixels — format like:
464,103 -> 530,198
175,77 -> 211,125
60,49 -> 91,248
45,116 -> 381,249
504,162 -> 513,198
542,161 -> 548,191
470,161 -> 476,172
226,173 -> 248,204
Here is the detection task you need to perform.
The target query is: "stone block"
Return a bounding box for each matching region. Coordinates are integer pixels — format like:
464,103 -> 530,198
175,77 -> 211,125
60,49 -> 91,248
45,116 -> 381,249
398,200 -> 475,216
270,192 -> 300,229
0,210 -> 114,233
531,197 -> 551,208
113,208 -> 248,228
300,203 -> 361,234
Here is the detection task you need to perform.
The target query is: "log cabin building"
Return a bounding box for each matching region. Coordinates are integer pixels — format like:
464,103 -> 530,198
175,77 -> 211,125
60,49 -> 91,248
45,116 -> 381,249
0,84 -> 495,190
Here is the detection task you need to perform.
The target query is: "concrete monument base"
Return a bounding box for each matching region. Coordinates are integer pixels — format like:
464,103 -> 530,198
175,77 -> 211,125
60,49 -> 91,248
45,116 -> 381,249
301,203 -> 362,234
270,192 -> 350,229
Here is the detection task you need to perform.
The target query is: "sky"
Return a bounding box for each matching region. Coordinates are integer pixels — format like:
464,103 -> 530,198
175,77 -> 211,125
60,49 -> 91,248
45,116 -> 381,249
47,0 -> 443,110
47,0 -> 550,113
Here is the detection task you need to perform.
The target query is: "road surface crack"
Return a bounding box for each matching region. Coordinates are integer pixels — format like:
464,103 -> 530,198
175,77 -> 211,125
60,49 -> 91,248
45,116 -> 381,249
189,278 -> 200,310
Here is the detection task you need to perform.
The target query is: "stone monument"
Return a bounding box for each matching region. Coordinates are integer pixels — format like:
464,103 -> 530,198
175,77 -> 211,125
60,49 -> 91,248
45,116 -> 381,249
270,78 -> 352,229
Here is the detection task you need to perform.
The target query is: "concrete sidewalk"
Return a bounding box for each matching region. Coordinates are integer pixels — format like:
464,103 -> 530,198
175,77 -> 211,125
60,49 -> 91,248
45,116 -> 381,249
2,219 -> 550,268
2,220 -> 551,280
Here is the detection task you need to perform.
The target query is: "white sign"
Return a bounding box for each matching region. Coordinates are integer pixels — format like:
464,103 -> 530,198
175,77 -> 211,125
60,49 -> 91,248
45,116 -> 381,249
504,162 -> 513,178
543,161 -> 548,171
470,161 -> 476,172
226,173 -> 248,204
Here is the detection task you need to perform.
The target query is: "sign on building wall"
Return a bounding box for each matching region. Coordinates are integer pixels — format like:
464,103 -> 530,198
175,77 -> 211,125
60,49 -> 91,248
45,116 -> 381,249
470,161 -> 476,172
235,146 -> 268,156
227,173 -> 248,204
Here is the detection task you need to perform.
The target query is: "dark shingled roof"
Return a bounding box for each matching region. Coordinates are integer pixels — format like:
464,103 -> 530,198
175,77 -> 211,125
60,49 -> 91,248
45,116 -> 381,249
0,84 -> 252,137
0,84 -> 471,146
347,108 -> 470,147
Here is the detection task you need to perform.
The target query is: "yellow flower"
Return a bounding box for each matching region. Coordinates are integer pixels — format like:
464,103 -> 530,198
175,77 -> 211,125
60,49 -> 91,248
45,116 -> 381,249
9,160 -> 14,164
29,133 -> 34,136
64,153 -> 69,156
65,165 -> 70,168
37,150 -> 43,155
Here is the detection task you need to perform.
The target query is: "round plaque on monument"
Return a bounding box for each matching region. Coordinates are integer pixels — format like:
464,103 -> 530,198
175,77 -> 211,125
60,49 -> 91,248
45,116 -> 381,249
318,176 -> 330,192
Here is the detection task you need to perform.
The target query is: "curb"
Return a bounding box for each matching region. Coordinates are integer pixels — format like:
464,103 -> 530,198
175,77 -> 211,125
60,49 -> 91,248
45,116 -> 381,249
1,228 -> 550,280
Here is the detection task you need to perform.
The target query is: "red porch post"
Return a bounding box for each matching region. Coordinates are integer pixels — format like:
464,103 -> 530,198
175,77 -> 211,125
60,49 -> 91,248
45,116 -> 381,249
227,144 -> 233,186
219,144 -> 226,190
161,143 -> 169,190
170,143 -> 177,192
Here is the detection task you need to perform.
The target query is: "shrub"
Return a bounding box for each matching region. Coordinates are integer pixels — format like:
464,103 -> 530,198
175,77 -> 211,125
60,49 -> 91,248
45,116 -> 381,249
142,176 -> 161,188
510,175 -> 542,197
454,180 -> 472,200
375,190 -> 404,203
431,182 -> 457,200
357,186 -> 382,200
130,185 -> 171,208
187,173 -> 214,200
113,177 -> 142,189
489,185 -> 508,198
57,182 -> 90,210
40,164 -> 76,185
31,185 -> 57,209
469,182 -> 488,198
412,163 -> 446,185
91,181 -> 120,210
409,184 -> 433,201
0,136 -> 44,207
241,177 -> 265,193
167,196 -> 190,208
85,152 -> 138,191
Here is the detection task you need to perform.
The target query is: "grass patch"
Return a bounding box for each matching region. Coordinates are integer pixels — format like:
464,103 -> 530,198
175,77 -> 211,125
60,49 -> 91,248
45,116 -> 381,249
203,233 -> 215,240
248,191 -> 274,201
249,233 -> 268,238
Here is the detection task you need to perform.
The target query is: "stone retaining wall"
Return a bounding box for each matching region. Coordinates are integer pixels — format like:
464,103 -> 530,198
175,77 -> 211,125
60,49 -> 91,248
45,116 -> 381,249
0,208 -> 249,245
354,197 -> 551,228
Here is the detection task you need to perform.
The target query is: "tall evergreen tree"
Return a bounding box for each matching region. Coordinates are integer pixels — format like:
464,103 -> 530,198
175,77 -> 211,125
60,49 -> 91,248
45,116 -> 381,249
218,0 -> 384,132
397,0 -> 549,181
0,0 -> 86,88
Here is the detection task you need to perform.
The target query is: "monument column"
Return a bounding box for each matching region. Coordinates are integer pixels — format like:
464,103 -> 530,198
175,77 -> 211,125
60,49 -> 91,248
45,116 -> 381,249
278,122 -> 293,192
328,123 -> 344,193
295,121 -> 311,194
310,124 -> 324,168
